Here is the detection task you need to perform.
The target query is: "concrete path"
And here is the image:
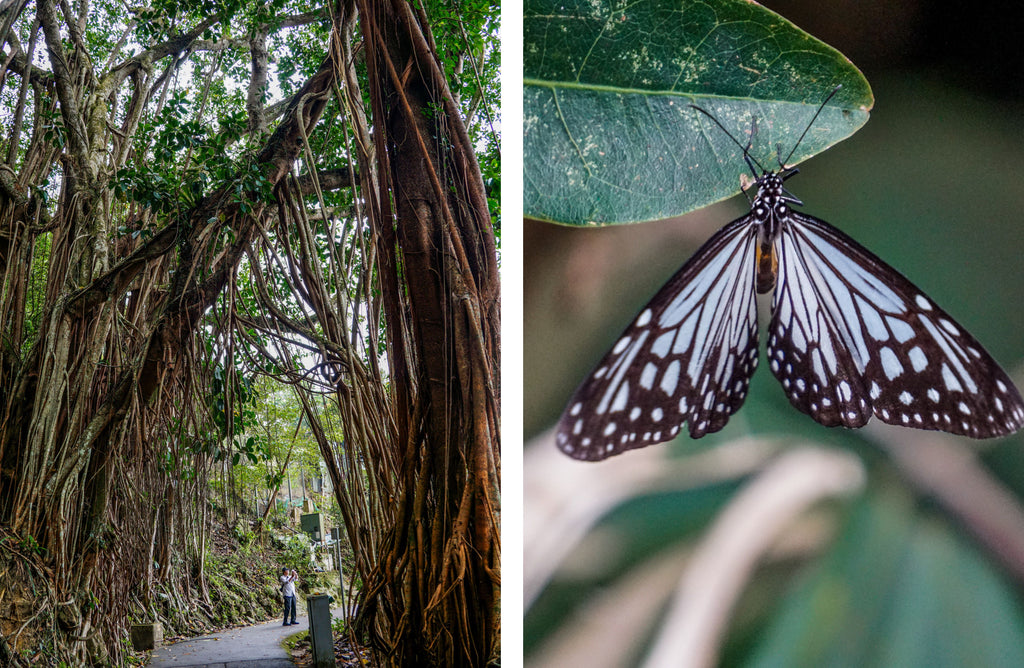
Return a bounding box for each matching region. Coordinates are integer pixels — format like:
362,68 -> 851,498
148,605 -> 345,667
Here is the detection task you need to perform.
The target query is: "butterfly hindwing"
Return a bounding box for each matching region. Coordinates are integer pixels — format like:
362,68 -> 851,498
770,212 -> 1024,438
556,216 -> 761,461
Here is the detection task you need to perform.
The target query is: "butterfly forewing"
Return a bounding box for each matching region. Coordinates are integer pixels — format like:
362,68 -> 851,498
769,212 -> 1024,437
556,216 -> 761,461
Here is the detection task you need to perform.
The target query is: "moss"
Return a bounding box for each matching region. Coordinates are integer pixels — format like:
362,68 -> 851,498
283,628 -> 309,651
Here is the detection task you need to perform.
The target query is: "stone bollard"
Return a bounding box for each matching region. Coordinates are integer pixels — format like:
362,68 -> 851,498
129,622 -> 163,651
306,594 -> 334,666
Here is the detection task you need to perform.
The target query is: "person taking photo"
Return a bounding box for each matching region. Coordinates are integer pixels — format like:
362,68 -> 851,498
279,567 -> 298,626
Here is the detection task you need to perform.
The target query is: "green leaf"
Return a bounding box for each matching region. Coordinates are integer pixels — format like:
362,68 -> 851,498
524,0 -> 873,225
743,489 -> 1024,668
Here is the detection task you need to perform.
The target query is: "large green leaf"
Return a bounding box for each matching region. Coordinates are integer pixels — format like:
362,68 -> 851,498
524,0 -> 873,225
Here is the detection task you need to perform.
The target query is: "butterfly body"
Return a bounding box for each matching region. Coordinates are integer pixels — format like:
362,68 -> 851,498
556,169 -> 1024,461
751,173 -> 790,293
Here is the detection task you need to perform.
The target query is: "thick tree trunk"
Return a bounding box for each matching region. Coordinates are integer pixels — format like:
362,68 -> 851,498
353,0 -> 500,664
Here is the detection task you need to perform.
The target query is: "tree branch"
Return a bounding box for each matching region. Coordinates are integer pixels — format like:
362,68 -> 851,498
103,15 -> 220,92
36,0 -> 88,158
295,167 -> 360,194
247,26 -> 268,137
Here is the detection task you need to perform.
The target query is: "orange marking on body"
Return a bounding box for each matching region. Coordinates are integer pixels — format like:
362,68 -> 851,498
756,242 -> 777,294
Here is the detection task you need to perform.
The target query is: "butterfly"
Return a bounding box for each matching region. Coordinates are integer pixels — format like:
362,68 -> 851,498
556,88 -> 1024,461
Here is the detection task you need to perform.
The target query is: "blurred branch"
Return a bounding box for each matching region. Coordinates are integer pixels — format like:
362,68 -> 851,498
529,543 -> 693,668
525,429 -> 784,608
643,447 -> 865,668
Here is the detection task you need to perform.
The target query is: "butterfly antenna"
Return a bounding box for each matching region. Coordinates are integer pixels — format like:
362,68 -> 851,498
689,103 -> 767,177
781,84 -> 843,168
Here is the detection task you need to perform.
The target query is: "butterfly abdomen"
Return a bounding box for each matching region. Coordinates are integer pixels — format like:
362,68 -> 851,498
755,241 -> 777,293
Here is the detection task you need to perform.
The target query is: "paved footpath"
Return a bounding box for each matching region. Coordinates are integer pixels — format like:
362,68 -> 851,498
148,605 -> 345,668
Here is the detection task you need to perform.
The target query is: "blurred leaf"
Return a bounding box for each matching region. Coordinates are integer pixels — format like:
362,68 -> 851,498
526,480 -> 741,655
524,0 -> 873,224
742,489 -> 1024,668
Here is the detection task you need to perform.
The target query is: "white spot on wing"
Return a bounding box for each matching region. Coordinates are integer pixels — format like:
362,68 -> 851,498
610,382 -> 629,412
640,363 -> 657,390
886,316 -> 915,343
674,310 -> 698,356
651,331 -> 675,358
597,331 -> 649,414
859,297 -> 889,342
791,324 -> 807,353
919,316 -> 978,393
880,347 -> 904,379
908,346 -> 928,372
661,360 -> 681,395
812,349 -> 827,384
941,363 -> 963,393
939,319 -> 959,336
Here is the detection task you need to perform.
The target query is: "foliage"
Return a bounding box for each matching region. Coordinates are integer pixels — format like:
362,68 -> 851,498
523,0 -> 872,224
281,533 -> 314,570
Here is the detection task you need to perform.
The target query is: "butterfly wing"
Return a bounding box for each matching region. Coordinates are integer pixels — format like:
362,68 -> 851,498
769,212 -> 1024,437
556,216 -> 761,461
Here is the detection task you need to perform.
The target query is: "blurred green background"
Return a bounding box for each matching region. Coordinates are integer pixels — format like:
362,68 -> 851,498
524,1 -> 1024,666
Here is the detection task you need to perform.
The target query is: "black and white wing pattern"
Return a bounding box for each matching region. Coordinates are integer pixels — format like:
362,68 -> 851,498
769,212 -> 1024,438
555,216 -> 761,461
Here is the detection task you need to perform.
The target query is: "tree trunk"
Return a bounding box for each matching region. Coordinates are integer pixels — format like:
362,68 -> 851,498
352,1 -> 501,665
